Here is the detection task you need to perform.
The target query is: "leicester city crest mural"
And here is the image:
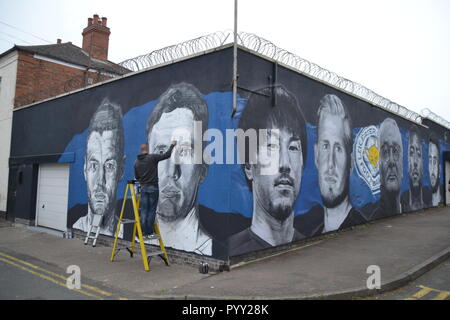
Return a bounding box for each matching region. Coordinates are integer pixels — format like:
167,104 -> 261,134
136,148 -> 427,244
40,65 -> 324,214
354,125 -> 380,196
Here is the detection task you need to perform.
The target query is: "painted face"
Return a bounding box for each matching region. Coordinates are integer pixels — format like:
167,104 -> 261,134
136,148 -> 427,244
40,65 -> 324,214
408,133 -> 423,188
379,123 -> 403,194
248,128 -> 303,221
149,108 -> 204,222
85,130 -> 120,217
429,142 -> 439,190
315,114 -> 350,208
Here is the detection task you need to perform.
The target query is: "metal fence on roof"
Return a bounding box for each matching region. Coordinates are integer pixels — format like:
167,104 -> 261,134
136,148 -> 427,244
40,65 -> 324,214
118,31 -> 232,72
421,108 -> 450,129
119,30 -> 449,128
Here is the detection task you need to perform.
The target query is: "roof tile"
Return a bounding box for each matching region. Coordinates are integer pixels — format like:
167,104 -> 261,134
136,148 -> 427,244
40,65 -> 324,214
15,42 -> 130,75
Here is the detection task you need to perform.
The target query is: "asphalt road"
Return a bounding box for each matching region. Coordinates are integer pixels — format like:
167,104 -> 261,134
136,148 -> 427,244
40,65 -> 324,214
0,259 -> 93,300
367,258 -> 450,300
0,251 -> 132,300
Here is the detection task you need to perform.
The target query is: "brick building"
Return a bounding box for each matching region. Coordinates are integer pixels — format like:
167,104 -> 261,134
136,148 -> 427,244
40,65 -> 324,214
0,14 -> 130,217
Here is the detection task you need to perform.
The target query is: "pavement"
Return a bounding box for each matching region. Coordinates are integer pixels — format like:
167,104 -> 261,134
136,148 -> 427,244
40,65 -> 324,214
366,258 -> 450,300
0,206 -> 449,300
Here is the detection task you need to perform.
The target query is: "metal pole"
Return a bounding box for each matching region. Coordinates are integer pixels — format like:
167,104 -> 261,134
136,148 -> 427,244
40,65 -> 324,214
231,0 -> 238,118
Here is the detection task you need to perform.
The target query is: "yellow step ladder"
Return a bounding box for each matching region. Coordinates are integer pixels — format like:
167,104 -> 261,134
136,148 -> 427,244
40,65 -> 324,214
110,180 -> 170,271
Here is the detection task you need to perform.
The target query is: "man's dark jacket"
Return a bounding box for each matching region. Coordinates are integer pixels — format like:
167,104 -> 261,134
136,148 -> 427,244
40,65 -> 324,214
134,145 -> 175,186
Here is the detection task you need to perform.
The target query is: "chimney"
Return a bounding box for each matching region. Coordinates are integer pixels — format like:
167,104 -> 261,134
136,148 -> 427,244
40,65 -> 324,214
57,39 -> 62,44
82,14 -> 111,61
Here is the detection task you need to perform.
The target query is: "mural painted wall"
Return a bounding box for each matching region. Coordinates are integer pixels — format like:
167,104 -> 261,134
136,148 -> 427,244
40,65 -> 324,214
227,50 -> 450,257
8,47 -> 450,262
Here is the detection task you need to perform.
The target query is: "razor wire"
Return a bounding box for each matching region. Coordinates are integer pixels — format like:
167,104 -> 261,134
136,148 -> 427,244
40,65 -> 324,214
421,108 -> 450,129
118,31 -> 233,71
237,32 -> 424,125
119,30 -> 450,128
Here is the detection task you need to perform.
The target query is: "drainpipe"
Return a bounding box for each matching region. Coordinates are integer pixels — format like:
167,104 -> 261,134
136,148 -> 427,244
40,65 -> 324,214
231,0 -> 238,118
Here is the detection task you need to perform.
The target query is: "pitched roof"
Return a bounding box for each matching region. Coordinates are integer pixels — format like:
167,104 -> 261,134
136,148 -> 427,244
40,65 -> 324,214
5,42 -> 130,75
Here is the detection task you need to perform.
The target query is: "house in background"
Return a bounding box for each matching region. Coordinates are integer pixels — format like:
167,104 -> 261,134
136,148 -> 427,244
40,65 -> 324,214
0,14 -> 130,218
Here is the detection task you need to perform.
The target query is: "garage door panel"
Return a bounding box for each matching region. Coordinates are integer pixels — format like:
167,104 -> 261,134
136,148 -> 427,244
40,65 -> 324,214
41,165 -> 68,173
40,208 -> 67,217
39,175 -> 68,184
38,207 -> 67,218
38,186 -> 69,197
39,178 -> 69,187
37,200 -> 68,212
40,169 -> 67,176
37,197 -> 68,207
38,190 -> 68,199
38,216 -> 65,229
37,163 -> 69,231
40,194 -> 68,202
38,214 -> 66,227
40,172 -> 69,179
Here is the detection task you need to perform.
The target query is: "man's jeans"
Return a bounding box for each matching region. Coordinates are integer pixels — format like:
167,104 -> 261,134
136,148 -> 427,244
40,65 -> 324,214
139,185 -> 159,236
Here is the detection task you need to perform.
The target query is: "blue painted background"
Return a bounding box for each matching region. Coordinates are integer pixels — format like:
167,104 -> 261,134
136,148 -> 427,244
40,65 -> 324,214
60,91 -> 448,223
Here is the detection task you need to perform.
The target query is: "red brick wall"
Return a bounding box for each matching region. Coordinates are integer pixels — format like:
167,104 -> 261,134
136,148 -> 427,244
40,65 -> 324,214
14,51 -> 113,108
82,29 -> 110,61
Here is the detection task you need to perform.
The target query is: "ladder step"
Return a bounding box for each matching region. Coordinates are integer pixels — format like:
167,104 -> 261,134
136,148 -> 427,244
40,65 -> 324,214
111,182 -> 170,271
120,219 -> 137,224
145,234 -> 160,240
147,251 -> 164,257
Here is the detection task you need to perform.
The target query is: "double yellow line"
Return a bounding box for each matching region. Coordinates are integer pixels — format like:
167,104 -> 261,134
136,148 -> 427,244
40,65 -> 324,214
405,285 -> 450,300
0,251 -> 124,300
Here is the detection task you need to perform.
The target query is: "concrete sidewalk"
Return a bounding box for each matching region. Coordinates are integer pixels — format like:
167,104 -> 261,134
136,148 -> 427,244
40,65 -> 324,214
0,220 -> 210,298
1,206 -> 449,299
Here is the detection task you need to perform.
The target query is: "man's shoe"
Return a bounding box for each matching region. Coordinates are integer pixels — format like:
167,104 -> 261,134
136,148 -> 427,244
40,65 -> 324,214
146,234 -> 160,240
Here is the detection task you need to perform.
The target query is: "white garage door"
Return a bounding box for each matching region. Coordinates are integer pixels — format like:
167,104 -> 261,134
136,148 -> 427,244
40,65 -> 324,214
36,163 -> 70,231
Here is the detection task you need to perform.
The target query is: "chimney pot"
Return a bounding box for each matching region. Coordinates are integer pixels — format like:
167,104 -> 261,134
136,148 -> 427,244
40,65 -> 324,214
82,14 -> 111,61
57,39 -> 62,44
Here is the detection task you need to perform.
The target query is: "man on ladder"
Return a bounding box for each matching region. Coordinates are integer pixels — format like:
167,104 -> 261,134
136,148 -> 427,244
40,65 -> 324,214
110,141 -> 177,271
134,141 -> 176,239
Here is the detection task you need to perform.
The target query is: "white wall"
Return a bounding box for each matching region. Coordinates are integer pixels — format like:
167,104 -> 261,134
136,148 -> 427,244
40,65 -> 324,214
0,51 -> 18,213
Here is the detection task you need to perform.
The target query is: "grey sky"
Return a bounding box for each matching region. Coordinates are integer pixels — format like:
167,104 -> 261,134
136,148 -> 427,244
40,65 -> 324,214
1,0 -> 449,122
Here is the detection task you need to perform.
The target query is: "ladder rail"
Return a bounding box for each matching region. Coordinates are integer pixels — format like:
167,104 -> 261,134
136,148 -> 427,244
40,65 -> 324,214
84,224 -> 93,245
84,213 -> 103,247
110,181 -> 170,271
154,218 -> 170,266
110,183 -> 128,262
130,184 -> 149,271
